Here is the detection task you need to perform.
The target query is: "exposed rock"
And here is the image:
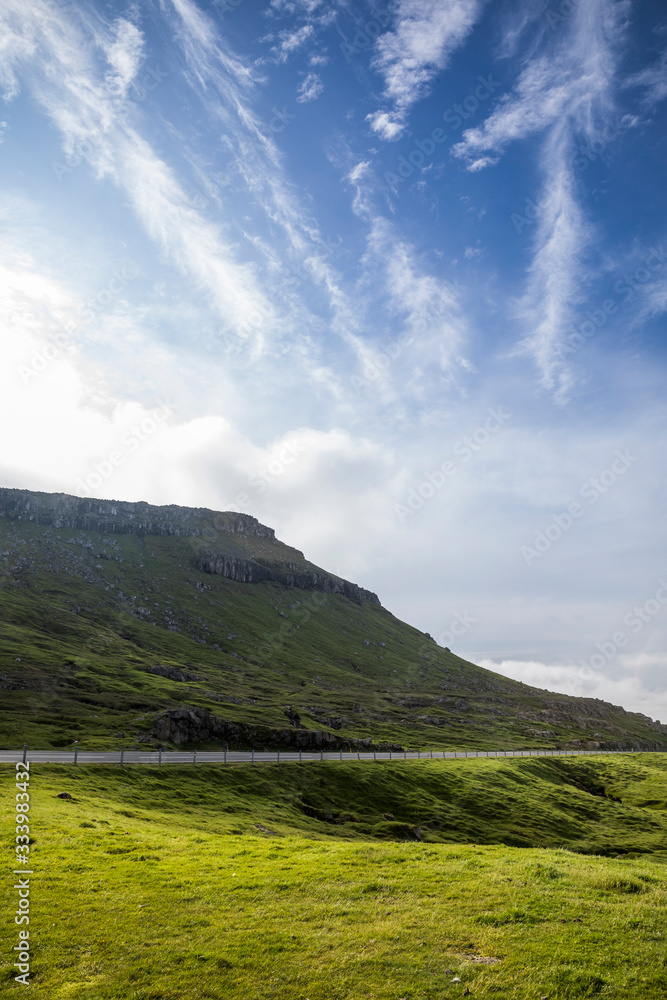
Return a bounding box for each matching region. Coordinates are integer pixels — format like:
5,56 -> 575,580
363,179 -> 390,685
0,488 -> 274,541
146,665 -> 199,683
151,705 -> 388,751
284,705 -> 302,728
194,552 -> 378,604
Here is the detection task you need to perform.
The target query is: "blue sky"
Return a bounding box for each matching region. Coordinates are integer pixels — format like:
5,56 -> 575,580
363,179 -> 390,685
2,0 -> 667,720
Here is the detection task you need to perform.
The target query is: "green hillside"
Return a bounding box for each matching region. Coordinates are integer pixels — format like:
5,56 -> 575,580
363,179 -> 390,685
2,487 -> 665,752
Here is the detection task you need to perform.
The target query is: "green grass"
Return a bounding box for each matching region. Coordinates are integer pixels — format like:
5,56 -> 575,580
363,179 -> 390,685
2,755 -> 667,999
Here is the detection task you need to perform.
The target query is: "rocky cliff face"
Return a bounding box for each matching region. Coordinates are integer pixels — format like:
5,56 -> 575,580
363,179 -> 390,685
194,552 -> 379,604
0,488 -> 274,541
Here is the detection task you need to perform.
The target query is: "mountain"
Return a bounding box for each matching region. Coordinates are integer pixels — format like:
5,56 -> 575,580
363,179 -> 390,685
1,486 -> 665,752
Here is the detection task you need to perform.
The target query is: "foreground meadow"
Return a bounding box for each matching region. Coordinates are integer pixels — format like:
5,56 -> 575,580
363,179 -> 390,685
2,757 -> 667,999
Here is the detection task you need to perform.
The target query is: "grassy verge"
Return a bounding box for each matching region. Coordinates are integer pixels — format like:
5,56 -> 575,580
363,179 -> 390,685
2,757 -> 667,999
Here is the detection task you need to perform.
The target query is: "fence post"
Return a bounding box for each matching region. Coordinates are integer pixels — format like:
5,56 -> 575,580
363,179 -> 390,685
193,750 -> 197,766
74,744 -> 78,766
430,749 -> 433,759
404,750 -> 407,759
299,750 -> 302,763
277,750 -> 280,764
320,748 -> 323,761
418,749 -> 421,759
22,744 -> 27,765
159,746 -> 162,766
120,747 -> 124,766
339,749 -> 342,761
389,748 -> 392,760
252,749 -> 255,765
374,749 -> 376,760
357,751 -> 360,760
224,748 -> 227,764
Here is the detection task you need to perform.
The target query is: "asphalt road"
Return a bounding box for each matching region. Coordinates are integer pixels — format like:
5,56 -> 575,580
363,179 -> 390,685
1,747 -> 653,765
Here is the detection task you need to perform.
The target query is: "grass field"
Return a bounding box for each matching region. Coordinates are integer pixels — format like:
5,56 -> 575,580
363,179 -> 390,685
3,755 -> 667,999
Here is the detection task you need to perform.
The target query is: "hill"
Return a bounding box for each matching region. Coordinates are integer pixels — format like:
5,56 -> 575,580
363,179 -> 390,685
1,486 -> 665,752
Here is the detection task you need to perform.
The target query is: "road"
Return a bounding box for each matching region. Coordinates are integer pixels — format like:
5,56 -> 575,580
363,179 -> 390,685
2,747 -> 659,765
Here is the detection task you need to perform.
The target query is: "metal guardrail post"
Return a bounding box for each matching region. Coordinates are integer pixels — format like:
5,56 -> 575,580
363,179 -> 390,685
277,751 -> 280,764
120,748 -> 124,766
404,750 -> 407,759
22,744 -> 27,764
224,748 -> 227,764
299,750 -> 302,763
193,750 -> 197,765
339,749 -> 342,761
159,747 -> 162,766
74,745 -> 78,765
389,748 -> 392,760
320,748 -> 323,761
251,749 -> 255,764
418,749 -> 420,759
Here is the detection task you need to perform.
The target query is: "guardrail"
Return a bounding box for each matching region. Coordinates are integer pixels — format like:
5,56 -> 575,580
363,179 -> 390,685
1,746 -> 660,766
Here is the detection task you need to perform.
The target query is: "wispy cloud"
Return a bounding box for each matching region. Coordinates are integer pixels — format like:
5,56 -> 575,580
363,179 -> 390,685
344,160 -> 469,404
625,44 -> 667,106
367,0 -> 485,140
104,17 -> 145,97
297,71 -> 323,102
453,0 -> 628,396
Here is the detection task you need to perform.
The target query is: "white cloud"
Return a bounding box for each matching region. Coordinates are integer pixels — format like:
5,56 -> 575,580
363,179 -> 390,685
366,110 -> 403,142
104,17 -> 144,97
625,45 -> 667,105
452,0 -> 627,395
271,23 -> 315,62
296,71 -> 323,102
368,0 -> 485,139
479,657 -> 667,727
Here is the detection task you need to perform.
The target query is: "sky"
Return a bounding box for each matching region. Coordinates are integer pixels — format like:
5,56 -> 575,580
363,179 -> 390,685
1,0 -> 667,721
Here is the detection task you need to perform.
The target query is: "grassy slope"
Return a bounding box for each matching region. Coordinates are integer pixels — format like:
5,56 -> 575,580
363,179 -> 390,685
1,514 -> 665,752
2,755 -> 667,999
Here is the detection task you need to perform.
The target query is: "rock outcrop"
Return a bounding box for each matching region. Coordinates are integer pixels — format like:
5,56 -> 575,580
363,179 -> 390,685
194,552 -> 379,604
0,488 -> 274,540
151,705 -> 401,752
